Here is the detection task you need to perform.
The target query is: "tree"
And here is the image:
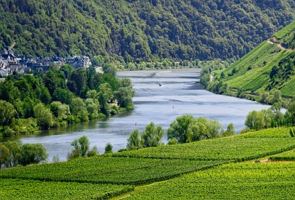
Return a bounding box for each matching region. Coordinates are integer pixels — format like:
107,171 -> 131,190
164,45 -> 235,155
168,115 -> 194,143
0,144 -> 10,168
188,118 -> 222,141
115,87 -> 134,110
68,136 -> 90,159
85,98 -> 100,120
3,141 -> 21,167
286,101 -> 295,125
33,103 -> 54,129
0,100 -> 17,126
142,123 -> 164,147
19,144 -> 48,166
105,143 -> 113,154
127,130 -> 142,150
223,123 -> 235,137
70,97 -> 89,122
98,83 -> 113,117
245,111 -> 265,130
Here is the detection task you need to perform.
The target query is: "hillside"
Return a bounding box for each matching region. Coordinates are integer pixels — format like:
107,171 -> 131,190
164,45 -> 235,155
215,20 -> 295,100
0,0 -> 295,61
1,127 -> 295,199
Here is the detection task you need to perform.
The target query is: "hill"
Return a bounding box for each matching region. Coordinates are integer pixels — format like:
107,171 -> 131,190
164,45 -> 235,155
0,0 -> 295,61
209,20 -> 295,102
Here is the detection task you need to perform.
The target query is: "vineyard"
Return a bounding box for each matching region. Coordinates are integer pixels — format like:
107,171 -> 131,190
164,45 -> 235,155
0,157 -> 223,185
0,179 -> 133,200
127,162 -> 295,199
270,149 -> 295,161
115,136 -> 295,161
1,127 -> 295,199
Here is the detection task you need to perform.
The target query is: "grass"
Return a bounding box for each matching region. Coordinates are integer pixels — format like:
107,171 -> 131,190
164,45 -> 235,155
0,157 -> 222,185
126,162 -> 295,200
0,178 -> 133,200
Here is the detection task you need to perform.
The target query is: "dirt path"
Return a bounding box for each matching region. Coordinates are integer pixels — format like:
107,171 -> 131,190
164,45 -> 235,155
267,37 -> 294,52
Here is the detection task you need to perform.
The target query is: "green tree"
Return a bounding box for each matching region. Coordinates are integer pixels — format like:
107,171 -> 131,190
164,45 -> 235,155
142,123 -> 164,147
223,123 -> 235,137
85,98 -> 100,120
0,100 -> 17,126
3,141 -> 21,167
168,115 -> 194,143
34,103 -> 54,129
70,97 -> 89,122
98,83 -> 113,117
68,136 -> 90,159
127,130 -> 142,150
245,111 -> 265,130
105,143 -> 113,154
19,144 -> 48,166
0,144 -> 10,168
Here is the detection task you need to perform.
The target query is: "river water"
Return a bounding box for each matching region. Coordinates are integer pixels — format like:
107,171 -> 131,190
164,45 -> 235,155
21,69 -> 269,161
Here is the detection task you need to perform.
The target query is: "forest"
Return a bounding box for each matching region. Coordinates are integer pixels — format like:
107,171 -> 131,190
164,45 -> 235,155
0,0 -> 295,61
0,65 -> 134,140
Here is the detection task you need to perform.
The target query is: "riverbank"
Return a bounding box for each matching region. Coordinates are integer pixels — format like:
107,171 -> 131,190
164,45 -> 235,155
19,70 -> 269,161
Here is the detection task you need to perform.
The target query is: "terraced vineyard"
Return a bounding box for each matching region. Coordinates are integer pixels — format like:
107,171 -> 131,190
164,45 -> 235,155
126,162 -> 295,200
1,127 -> 295,199
217,20 -> 295,99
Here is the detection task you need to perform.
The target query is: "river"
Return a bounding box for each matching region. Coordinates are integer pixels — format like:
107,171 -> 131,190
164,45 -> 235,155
21,69 -> 270,161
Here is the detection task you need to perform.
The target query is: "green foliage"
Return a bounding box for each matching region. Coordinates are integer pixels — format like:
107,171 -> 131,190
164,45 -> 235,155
0,65 -> 134,139
68,136 -> 90,159
245,108 -> 286,130
33,103 -> 54,130
223,123 -> 236,137
0,100 -> 16,126
168,115 -> 222,143
167,115 -> 195,143
105,143 -> 113,154
0,1 -> 294,61
0,179 -> 133,200
290,128 -> 295,137
19,144 -> 47,166
127,130 -> 142,150
141,123 -> 164,148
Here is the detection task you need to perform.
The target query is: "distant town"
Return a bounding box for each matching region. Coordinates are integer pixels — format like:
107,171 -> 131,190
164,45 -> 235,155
0,47 -> 92,77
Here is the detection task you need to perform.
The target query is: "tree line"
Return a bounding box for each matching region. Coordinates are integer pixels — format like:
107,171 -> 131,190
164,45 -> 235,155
0,64 -> 134,140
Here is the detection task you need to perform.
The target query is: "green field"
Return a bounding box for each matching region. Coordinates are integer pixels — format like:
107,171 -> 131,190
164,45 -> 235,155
0,157 -> 222,185
0,179 -> 133,200
1,127 -> 295,199
127,162 -> 295,200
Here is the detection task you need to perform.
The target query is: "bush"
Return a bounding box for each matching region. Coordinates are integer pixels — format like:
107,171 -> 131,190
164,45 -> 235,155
19,144 -> 48,166
105,143 -> 113,154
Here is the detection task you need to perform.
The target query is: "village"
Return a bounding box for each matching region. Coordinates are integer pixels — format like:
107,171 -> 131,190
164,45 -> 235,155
0,47 -> 92,77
